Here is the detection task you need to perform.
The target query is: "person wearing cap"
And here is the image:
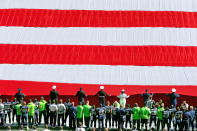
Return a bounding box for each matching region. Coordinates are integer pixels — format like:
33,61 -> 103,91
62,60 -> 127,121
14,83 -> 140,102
166,88 -> 180,107
117,89 -> 130,108
95,86 -> 110,107
75,87 -> 87,105
14,88 -> 25,103
50,85 -> 59,104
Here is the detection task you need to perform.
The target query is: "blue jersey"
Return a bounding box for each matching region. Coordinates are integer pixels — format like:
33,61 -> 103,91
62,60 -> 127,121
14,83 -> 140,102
21,106 -> 28,116
34,102 -> 39,113
11,101 -> 18,110
97,107 -> 105,119
151,107 -> 157,116
175,111 -> 183,120
183,111 -> 192,121
163,110 -> 170,119
90,108 -> 97,117
118,108 -> 126,120
70,106 -> 77,118
112,107 -> 118,116
189,110 -> 195,121
105,106 -> 112,114
125,108 -> 132,117
3,102 -> 11,113
64,102 -> 72,112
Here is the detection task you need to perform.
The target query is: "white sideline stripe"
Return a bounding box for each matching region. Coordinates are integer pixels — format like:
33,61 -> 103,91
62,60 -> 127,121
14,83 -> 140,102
0,0 -> 197,12
0,64 -> 197,85
0,27 -> 197,46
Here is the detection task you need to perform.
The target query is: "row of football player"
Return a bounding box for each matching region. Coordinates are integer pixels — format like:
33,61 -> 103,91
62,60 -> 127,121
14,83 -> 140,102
0,96 -> 195,131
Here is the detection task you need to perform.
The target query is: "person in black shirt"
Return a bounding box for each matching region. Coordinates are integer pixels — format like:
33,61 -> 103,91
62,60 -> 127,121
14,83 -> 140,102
11,98 -> 18,123
75,87 -> 86,105
49,85 -> 59,104
14,88 -> 25,103
141,89 -> 152,104
166,88 -> 180,107
46,100 -> 51,125
95,86 -> 110,107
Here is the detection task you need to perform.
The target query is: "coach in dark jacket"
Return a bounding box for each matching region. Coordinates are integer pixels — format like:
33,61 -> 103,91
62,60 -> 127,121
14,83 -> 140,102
95,86 -> 110,107
75,87 -> 86,105
141,89 -> 152,103
50,85 -> 59,104
14,88 -> 25,102
166,88 -> 180,106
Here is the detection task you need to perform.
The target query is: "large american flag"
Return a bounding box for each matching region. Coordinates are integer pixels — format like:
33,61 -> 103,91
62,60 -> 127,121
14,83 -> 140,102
0,0 -> 197,96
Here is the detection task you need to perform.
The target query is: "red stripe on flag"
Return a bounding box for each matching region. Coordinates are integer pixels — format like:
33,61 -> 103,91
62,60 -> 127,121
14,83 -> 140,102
0,44 -> 197,66
0,9 -> 197,28
0,80 -> 196,96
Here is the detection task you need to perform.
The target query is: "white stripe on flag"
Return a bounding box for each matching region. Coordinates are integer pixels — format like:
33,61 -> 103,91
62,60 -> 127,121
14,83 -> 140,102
0,27 -> 196,46
0,64 -> 197,85
0,0 -> 196,11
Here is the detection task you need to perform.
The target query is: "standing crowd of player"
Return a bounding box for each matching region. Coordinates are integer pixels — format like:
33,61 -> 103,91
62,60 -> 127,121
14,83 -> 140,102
0,86 -> 196,131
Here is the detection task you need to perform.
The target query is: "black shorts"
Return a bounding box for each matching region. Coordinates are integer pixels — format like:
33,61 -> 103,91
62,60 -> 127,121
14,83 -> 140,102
141,119 -> 148,124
